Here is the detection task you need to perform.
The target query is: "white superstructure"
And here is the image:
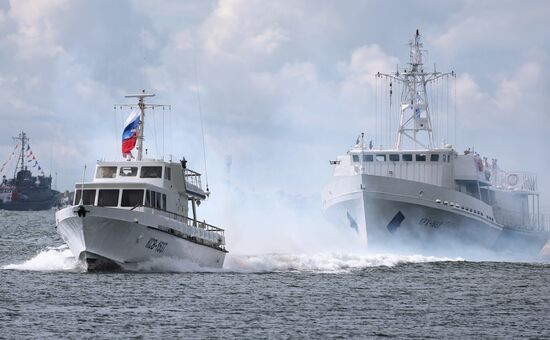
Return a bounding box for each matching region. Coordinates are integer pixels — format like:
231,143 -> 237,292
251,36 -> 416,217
323,31 -> 549,256
55,92 -> 227,271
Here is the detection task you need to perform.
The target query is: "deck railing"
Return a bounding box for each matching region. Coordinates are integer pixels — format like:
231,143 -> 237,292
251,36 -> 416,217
490,170 -> 538,193
133,204 -> 223,232
494,208 -> 550,232
130,204 -> 226,249
534,213 -> 550,232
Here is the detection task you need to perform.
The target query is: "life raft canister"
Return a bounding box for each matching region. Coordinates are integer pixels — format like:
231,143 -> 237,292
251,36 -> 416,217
507,174 -> 519,186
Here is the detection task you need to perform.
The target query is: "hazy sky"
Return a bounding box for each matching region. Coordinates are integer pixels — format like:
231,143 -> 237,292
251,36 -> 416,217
0,0 -> 549,218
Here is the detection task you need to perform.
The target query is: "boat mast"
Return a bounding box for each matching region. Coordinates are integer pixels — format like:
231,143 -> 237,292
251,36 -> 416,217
12,131 -> 28,174
377,30 -> 454,150
117,90 -> 170,161
125,91 -> 155,161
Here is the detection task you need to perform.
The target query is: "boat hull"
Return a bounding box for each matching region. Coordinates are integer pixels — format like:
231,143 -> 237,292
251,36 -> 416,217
324,174 -> 506,255
55,206 -> 226,271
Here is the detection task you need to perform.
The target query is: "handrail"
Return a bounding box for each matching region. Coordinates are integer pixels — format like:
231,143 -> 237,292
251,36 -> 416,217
184,168 -> 201,177
489,169 -> 538,193
494,207 -> 550,232
129,204 -> 224,234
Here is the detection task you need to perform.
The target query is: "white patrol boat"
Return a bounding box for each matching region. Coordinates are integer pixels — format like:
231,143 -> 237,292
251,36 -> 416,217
323,31 -> 550,257
55,91 -> 227,271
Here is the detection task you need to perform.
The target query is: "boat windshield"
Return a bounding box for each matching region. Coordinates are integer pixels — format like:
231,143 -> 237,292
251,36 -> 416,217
121,189 -> 144,207
74,189 -> 96,205
98,189 -> 119,206
140,166 -> 162,178
96,166 -> 117,178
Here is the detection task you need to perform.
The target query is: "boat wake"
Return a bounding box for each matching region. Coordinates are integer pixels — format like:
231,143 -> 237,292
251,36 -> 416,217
2,246 -> 462,273
223,253 -> 462,273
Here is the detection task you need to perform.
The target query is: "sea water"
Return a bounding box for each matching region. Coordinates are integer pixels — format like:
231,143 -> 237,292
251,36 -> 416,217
1,210 -> 549,338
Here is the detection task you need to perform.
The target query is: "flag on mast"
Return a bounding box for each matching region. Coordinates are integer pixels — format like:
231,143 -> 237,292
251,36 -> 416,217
122,110 -> 139,157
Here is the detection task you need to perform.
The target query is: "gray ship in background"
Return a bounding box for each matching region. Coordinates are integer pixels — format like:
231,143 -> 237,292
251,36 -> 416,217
0,131 -> 60,211
323,30 -> 550,258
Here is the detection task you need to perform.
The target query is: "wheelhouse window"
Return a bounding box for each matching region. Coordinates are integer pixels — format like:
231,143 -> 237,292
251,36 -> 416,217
156,191 -> 162,209
96,166 -> 117,179
430,154 -> 439,162
389,154 -> 400,162
416,154 -> 426,162
97,189 -> 119,207
121,189 -> 144,207
119,167 -> 138,177
363,155 -> 374,162
165,167 -> 171,180
140,166 -> 162,178
352,155 -> 359,163
145,190 -> 151,207
145,190 -> 163,209
402,154 -> 413,161
376,154 -> 386,162
74,189 -> 96,205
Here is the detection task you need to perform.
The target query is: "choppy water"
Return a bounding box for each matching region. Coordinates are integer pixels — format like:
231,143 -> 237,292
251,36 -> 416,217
1,210 -> 549,338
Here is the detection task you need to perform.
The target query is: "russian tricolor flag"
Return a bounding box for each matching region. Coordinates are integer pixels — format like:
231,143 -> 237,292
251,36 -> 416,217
122,110 -> 139,156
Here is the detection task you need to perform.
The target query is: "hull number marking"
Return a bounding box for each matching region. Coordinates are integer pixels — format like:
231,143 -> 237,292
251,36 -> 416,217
419,217 -> 442,229
145,238 -> 168,253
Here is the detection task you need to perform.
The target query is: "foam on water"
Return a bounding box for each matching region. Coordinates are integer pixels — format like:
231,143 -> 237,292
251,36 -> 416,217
120,252 -> 464,273
223,253 -> 463,273
2,245 -> 81,271
131,257 -> 223,273
2,247 -> 462,273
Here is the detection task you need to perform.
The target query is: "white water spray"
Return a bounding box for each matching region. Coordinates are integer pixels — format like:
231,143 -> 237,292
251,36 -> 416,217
3,246 -> 462,273
2,245 -> 80,272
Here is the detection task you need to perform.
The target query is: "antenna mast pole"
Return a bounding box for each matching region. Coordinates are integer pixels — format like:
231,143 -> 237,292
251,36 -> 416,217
125,91 -> 155,161
376,30 -> 455,150
12,131 -> 28,174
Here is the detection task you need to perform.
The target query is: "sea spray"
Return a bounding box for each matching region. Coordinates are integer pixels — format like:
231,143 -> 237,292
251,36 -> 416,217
223,252 -> 463,273
3,245 -> 80,271
2,247 -> 462,273
132,252 -> 463,273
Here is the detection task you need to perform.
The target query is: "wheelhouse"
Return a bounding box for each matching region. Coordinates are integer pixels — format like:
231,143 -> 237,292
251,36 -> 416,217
74,159 -> 207,218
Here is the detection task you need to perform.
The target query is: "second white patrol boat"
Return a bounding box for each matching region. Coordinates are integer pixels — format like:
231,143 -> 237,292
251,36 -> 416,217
323,31 -> 550,257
